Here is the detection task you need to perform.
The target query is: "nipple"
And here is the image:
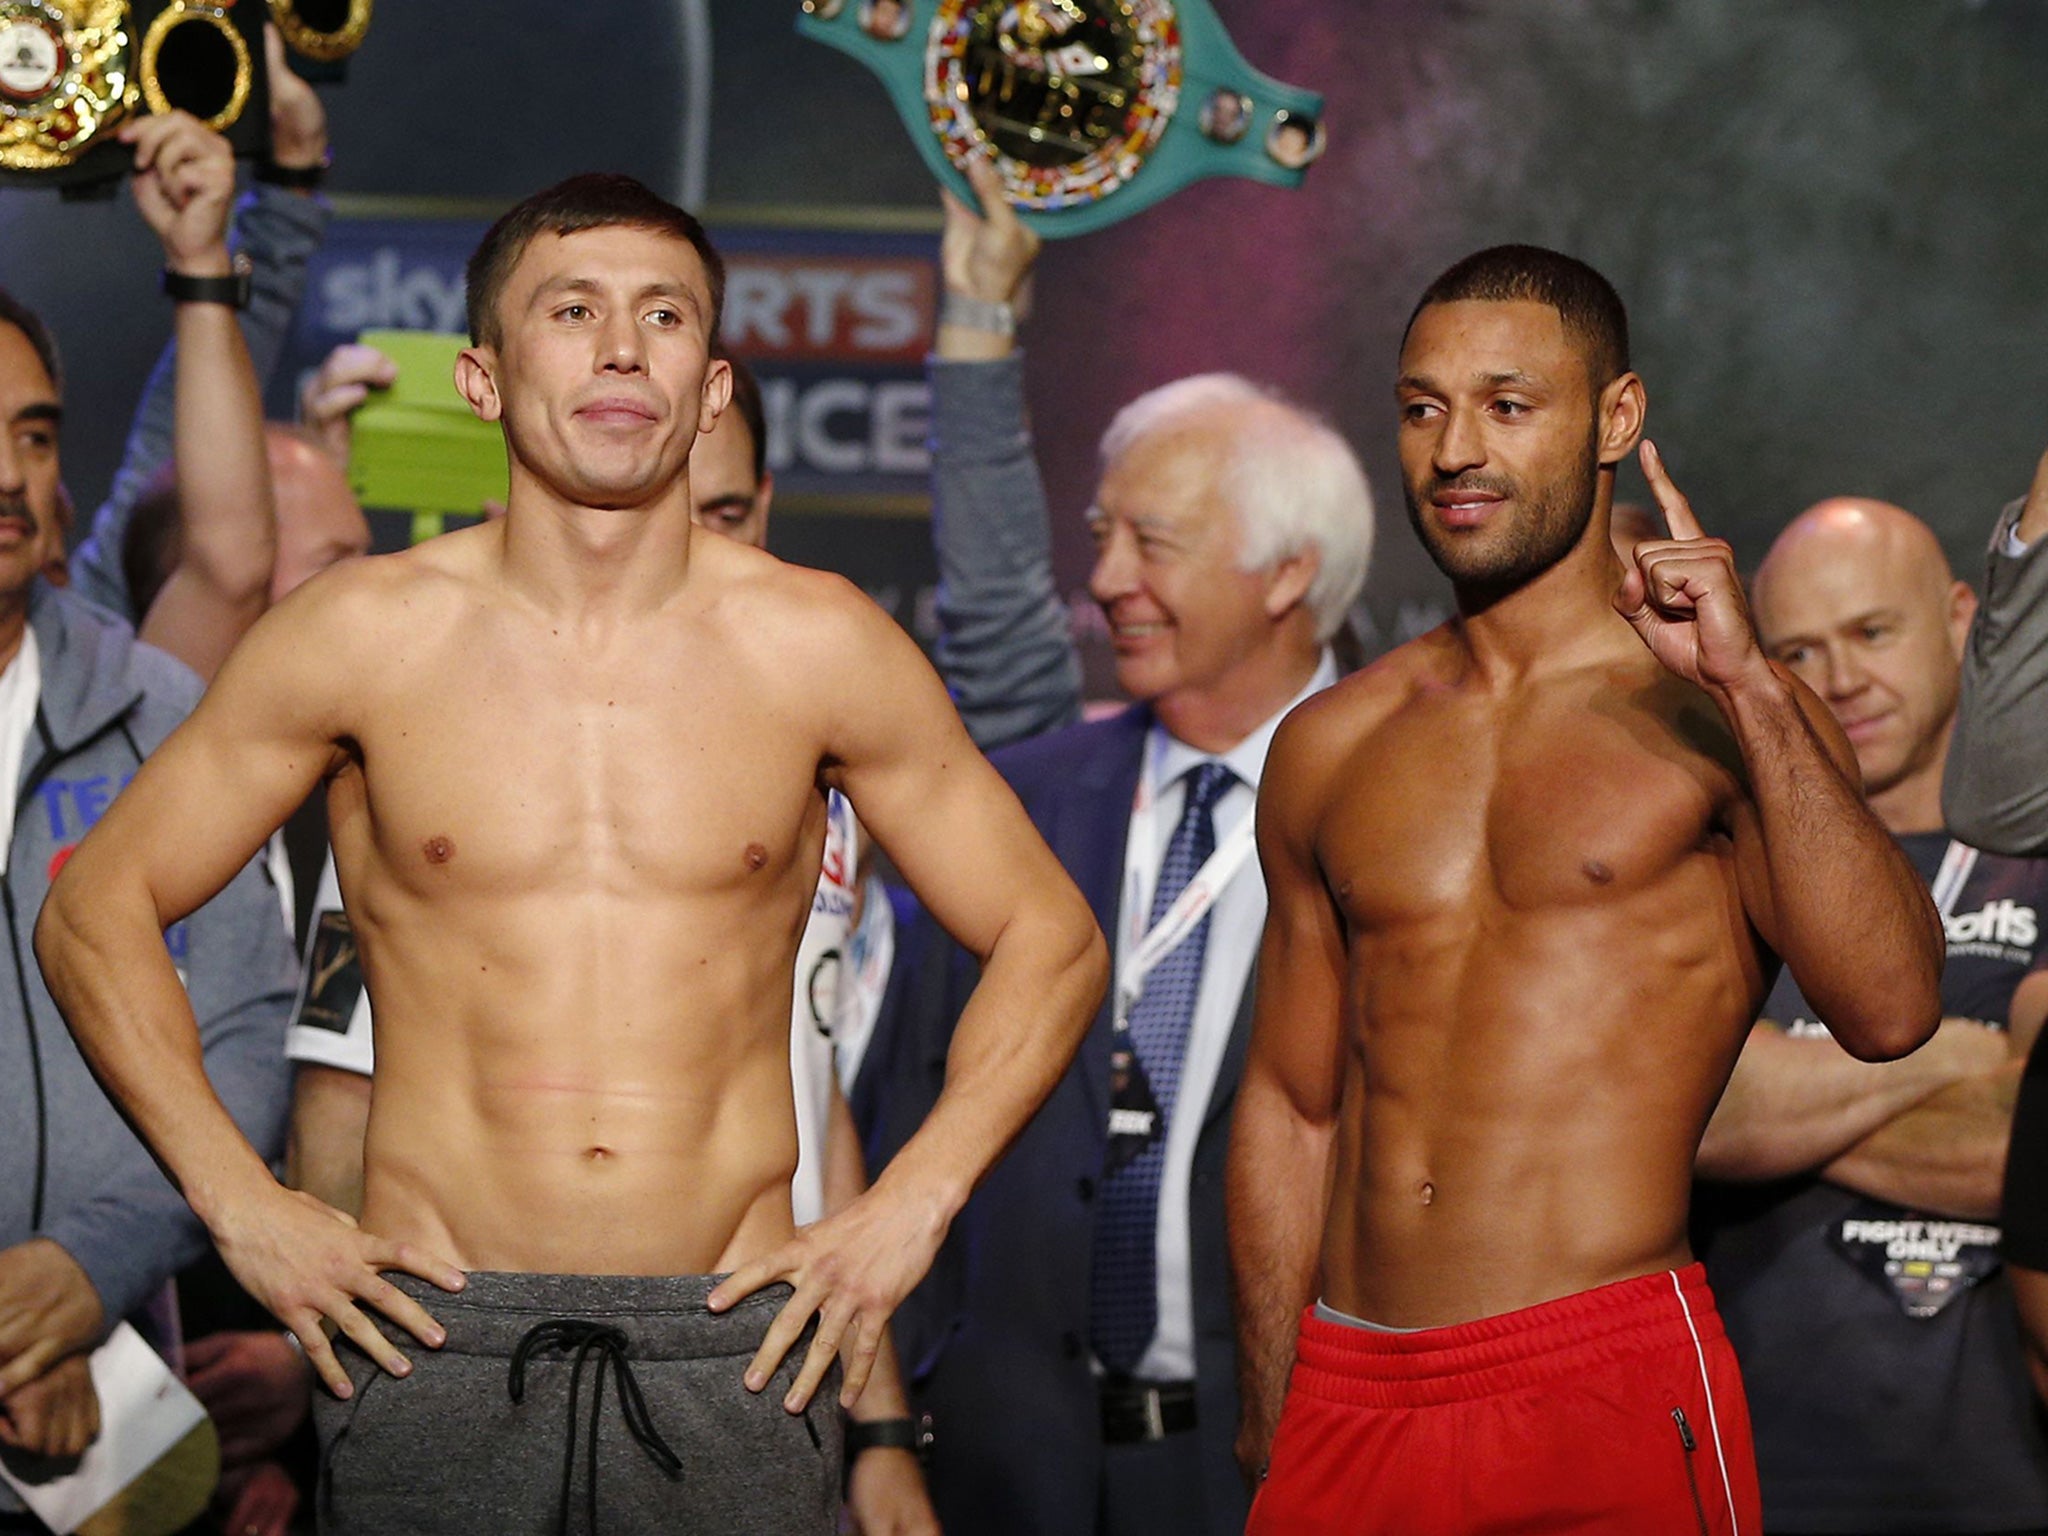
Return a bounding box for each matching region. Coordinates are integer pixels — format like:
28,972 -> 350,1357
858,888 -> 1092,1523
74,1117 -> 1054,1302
1582,859 -> 1614,886
743,842 -> 769,872
422,835 -> 456,865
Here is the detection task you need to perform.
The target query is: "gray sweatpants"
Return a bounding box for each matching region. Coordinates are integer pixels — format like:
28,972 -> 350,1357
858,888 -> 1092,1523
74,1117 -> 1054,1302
313,1272 -> 842,1535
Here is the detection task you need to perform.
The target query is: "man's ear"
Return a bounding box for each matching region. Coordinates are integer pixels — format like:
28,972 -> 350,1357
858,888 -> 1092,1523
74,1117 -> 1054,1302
698,356 -> 734,437
1947,578 -> 1979,659
1262,545 -> 1321,623
456,346 -> 502,424
1596,371 -> 1647,468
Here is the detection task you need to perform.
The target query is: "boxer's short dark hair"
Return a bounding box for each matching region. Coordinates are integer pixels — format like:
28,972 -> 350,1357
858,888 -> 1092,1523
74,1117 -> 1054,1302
1406,244 -> 1630,390
465,173 -> 725,349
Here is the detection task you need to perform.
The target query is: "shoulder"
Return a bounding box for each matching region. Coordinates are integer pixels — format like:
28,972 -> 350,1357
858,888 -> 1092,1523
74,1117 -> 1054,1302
1278,631 -> 1444,759
251,539 -> 479,652
697,538 -> 894,655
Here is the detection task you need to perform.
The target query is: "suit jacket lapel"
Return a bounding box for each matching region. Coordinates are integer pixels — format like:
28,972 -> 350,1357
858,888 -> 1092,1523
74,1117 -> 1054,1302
1061,706 -> 1149,1134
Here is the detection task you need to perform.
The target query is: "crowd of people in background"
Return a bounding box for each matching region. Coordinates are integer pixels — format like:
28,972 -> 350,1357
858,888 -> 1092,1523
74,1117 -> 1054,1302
5,30 -> 2048,1536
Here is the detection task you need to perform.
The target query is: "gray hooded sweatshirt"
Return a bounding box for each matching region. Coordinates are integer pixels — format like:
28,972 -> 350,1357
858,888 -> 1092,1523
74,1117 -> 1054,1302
0,581 -> 295,1336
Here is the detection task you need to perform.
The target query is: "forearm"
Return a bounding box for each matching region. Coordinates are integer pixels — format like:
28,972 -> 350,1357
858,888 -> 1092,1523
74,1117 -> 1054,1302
1821,1065 -> 2020,1219
1697,1023 -> 1964,1182
928,355 -> 1082,751
1944,497 -> 2048,855
75,186 -> 322,618
819,1087 -> 920,1423
1724,670 -> 1942,1056
1227,1072 -> 1330,1475
875,902 -> 1104,1232
36,874 -> 280,1245
148,293 -> 277,672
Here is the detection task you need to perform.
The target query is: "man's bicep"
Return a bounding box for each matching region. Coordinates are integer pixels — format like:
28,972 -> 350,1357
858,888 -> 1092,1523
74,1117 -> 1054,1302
829,612 -> 1065,958
1246,733 -> 1347,1123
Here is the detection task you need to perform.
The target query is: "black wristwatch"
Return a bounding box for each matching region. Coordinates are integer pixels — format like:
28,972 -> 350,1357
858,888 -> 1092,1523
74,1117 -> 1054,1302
255,154 -> 330,190
162,253 -> 253,310
845,1413 -> 933,1463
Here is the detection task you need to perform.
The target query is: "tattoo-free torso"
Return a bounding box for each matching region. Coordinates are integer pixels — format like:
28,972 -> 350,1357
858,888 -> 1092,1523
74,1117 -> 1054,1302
1311,624 -> 1770,1325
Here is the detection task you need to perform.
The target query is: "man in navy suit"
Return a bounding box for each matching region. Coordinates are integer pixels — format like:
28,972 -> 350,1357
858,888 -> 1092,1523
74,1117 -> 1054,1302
856,163 -> 1377,1536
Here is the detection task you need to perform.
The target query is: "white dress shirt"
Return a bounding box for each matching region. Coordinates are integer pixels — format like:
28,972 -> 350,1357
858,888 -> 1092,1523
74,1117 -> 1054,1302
0,627 -> 40,866
1116,650 -> 1337,1381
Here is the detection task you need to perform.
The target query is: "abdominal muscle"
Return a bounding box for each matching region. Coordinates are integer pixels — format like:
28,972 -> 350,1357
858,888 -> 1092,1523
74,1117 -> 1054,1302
1321,909 -> 1760,1329
350,887 -> 807,1279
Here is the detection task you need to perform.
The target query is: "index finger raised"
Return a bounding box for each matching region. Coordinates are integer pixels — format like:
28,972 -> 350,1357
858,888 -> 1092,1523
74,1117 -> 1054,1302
1638,439 -> 1706,542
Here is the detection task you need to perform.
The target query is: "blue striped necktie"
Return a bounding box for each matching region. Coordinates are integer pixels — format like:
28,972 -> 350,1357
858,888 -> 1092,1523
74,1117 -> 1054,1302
1089,759 -> 1237,1374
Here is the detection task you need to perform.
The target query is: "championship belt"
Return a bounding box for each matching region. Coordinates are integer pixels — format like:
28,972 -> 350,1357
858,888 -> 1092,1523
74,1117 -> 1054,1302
0,0 -> 367,188
796,0 -> 1325,237
267,0 -> 370,63
0,1 -> 135,178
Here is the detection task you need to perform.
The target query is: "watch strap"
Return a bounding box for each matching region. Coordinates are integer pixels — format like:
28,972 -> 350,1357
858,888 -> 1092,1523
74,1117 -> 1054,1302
255,155 -> 329,190
845,1415 -> 928,1459
162,256 -> 252,309
938,290 -> 1015,339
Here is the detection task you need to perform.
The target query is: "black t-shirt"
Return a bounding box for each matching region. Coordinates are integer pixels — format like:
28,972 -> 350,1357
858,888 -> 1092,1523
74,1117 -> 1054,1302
1697,832 -> 2048,1533
2008,1025 -> 2048,1273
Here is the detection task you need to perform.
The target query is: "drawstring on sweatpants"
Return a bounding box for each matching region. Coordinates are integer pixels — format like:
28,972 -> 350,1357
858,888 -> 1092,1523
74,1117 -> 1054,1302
508,1318 -> 684,1534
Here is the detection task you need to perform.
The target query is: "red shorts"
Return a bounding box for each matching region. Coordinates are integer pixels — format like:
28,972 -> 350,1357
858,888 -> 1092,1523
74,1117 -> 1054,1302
1247,1264 -> 1761,1536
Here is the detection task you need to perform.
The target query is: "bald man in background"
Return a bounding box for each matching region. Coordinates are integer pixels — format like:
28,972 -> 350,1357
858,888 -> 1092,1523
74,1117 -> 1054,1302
1696,499 -> 2048,1534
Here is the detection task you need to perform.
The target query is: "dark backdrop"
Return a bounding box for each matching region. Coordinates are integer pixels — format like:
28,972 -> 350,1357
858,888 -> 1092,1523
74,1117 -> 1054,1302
3,0 -> 2043,679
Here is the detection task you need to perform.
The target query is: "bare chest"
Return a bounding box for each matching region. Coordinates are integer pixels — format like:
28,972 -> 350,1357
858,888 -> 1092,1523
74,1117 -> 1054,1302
1323,684 -> 1738,930
333,634 -> 827,899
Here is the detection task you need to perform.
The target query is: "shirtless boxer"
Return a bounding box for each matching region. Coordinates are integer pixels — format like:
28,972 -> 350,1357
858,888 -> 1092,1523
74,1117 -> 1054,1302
1227,245 -> 1944,1535
35,174 -> 1107,1534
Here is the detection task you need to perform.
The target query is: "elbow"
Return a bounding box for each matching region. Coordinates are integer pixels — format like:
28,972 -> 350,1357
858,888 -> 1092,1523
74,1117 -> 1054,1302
1835,929 -> 1945,1062
1832,1001 -> 1940,1064
1067,914 -> 1111,1028
192,546 -> 275,616
32,868 -> 85,984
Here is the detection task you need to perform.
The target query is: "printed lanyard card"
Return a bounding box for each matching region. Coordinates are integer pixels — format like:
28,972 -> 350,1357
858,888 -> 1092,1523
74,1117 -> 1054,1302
1830,1202 -> 2003,1319
1103,1038 -> 1164,1175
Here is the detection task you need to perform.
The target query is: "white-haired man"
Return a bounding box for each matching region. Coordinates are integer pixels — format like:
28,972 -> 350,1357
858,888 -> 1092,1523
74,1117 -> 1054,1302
854,162 -> 1376,1536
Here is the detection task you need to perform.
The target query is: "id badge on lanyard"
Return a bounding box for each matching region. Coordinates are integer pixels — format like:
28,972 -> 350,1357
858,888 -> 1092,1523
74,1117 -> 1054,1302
1103,750 -> 1257,1174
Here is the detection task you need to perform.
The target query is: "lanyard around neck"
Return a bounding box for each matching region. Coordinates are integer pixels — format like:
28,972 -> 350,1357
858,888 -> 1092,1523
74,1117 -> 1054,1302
1116,749 -> 1258,1034
1931,839 -> 1978,922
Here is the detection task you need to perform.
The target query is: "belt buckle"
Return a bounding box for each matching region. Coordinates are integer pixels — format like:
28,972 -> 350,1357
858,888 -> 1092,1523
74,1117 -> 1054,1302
1140,1385 -> 1165,1442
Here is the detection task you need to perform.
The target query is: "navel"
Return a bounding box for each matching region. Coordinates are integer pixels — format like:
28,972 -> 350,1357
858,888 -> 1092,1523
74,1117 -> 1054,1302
422,835 -> 456,865
744,842 -> 769,872
1417,1180 -> 1435,1207
1581,859 -> 1614,886
584,1145 -> 616,1163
